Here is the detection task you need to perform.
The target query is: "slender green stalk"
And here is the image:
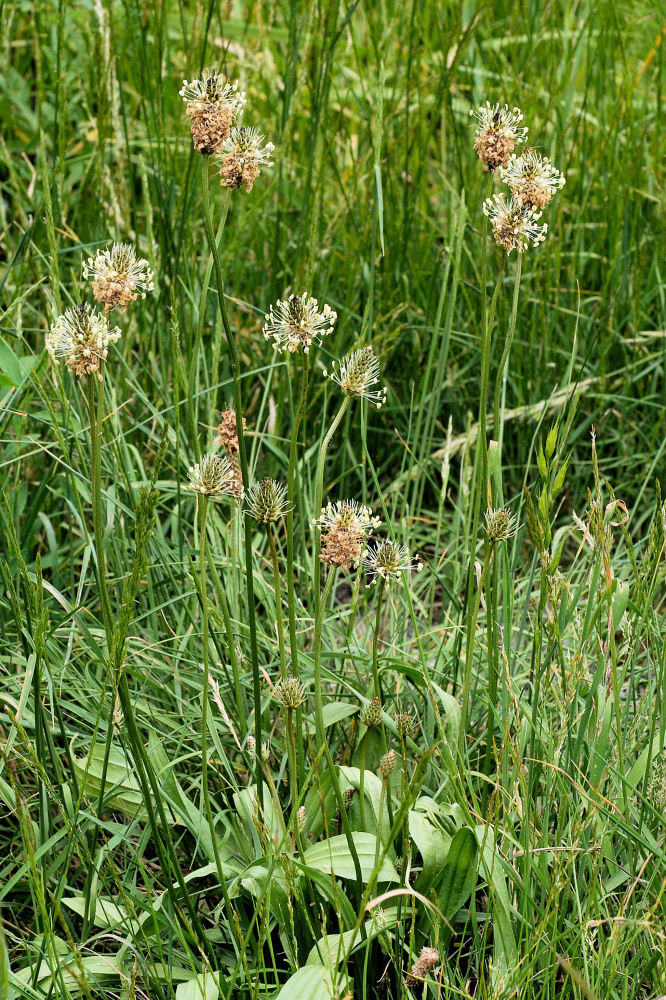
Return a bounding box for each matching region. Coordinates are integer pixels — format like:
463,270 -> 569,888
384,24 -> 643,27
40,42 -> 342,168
371,578 -> 386,703
459,541 -> 495,757
493,252 -> 523,456
86,376 -> 213,961
198,499 -> 223,882
188,190 -> 231,455
313,570 -> 336,749
87,379 -> 113,635
267,527 -> 288,679
285,706 -> 299,822
370,579 -> 389,757
285,353 -> 310,675
201,161 -> 262,806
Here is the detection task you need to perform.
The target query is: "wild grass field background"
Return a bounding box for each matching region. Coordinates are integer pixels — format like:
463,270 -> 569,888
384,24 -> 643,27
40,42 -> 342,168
1,0 -> 666,998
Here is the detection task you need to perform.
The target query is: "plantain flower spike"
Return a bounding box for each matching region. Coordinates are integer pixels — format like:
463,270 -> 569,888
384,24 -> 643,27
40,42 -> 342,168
218,126 -> 275,192
46,304 -> 121,382
246,478 -> 291,524
483,194 -> 548,253
323,345 -> 388,409
469,102 -> 528,172
314,499 -> 381,571
82,242 -> 155,312
180,71 -> 246,155
188,453 -> 237,497
362,538 -> 423,587
499,148 -> 566,210
263,292 -> 336,355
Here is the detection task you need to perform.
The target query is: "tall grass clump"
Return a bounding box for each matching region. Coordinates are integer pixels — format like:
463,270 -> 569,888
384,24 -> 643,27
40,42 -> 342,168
1,3 -> 665,1000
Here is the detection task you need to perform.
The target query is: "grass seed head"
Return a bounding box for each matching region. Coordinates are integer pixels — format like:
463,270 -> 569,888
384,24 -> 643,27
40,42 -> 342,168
263,292 -> 336,354
469,102 -> 528,171
46,303 -> 121,381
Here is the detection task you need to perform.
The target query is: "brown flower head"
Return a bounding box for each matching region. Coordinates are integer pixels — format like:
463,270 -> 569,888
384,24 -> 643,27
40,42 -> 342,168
379,749 -> 396,778
469,102 -> 528,172
314,500 -> 381,571
499,149 -> 566,210
180,71 -> 246,155
405,947 -> 440,987
483,194 -> 548,254
217,406 -> 246,458
218,126 -> 275,192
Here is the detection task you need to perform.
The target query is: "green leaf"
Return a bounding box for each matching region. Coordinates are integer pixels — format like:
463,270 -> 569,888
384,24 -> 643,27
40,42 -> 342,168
148,733 -> 219,866
0,338 -> 22,386
71,739 -> 147,819
437,827 -> 478,919
278,966 -> 336,998
338,765 -> 390,841
176,973 -> 220,1000
62,895 -> 146,930
409,810 -> 451,892
475,825 -> 518,977
305,702 -> 358,728
0,919 -> 12,1000
303,833 -> 398,882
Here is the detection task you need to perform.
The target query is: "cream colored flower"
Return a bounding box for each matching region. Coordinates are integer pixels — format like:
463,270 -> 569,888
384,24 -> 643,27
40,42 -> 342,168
188,454 -> 237,497
180,71 -> 246,155
469,102 -> 528,171
483,194 -> 548,253
263,293 -> 336,354
323,345 -> 387,408
218,126 -> 275,192
499,149 -> 565,209
82,243 -> 155,312
46,304 -> 121,381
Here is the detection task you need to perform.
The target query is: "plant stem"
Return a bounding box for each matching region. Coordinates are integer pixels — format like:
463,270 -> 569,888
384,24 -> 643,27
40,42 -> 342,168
313,570 -> 336,750
268,526 -> 288,679
286,353 -> 310,675
370,579 -> 388,755
188,189 -> 231,456
493,252 -> 522,457
201,161 -> 262,807
459,541 -> 495,757
87,377 -> 213,962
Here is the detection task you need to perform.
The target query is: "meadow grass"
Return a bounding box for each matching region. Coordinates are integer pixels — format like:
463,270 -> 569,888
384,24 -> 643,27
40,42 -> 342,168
1,1 -> 665,998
